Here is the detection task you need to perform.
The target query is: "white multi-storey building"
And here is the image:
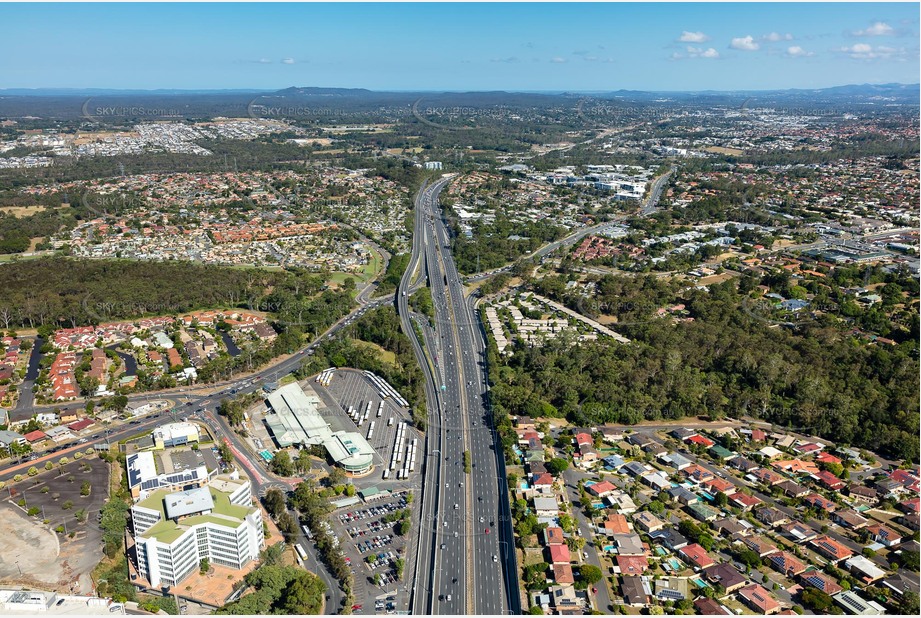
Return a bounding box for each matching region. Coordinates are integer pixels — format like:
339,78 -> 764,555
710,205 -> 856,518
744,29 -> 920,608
130,473 -> 263,588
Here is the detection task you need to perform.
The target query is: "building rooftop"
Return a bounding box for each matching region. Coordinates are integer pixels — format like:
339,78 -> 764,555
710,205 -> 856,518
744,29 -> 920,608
137,485 -> 252,544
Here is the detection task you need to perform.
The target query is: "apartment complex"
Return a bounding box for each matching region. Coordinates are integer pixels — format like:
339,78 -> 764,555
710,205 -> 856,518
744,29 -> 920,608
130,473 -> 263,588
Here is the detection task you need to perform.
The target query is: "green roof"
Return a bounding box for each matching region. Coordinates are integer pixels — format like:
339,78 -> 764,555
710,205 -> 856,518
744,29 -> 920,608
709,445 -> 735,459
137,486 -> 253,544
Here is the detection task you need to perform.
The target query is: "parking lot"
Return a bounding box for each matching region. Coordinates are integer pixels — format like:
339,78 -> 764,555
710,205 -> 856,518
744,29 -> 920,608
333,492 -> 412,614
314,369 -> 420,484
160,446 -> 220,474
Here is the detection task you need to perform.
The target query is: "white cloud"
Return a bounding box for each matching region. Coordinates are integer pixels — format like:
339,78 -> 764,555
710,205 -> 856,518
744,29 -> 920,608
838,43 -> 903,60
490,57 -> 520,64
281,58 -> 295,65
786,46 -> 814,58
550,57 -> 567,63
680,46 -> 720,59
730,35 -> 760,51
854,21 -> 894,36
763,32 -> 793,42
256,58 -> 272,64
679,31 -> 709,43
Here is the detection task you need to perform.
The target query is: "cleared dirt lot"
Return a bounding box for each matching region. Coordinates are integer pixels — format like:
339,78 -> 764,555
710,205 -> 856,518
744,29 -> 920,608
0,455 -> 110,594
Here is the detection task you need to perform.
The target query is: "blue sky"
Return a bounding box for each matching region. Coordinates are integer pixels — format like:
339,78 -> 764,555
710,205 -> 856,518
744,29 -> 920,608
1,2 -> 918,91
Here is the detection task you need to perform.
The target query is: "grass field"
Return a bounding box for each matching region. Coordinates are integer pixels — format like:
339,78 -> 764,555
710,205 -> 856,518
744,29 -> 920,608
351,338 -> 396,365
0,205 -> 51,217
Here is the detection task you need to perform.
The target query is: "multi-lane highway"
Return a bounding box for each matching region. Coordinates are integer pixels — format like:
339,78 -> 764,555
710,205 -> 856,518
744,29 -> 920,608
400,178 -> 519,615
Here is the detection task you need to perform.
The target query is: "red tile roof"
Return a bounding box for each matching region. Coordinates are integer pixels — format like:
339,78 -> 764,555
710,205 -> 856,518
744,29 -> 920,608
548,544 -> 571,564
679,543 -> 715,569
616,555 -> 649,575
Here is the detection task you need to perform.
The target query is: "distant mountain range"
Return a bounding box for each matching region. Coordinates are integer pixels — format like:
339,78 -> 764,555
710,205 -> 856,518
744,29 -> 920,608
0,83 -> 916,98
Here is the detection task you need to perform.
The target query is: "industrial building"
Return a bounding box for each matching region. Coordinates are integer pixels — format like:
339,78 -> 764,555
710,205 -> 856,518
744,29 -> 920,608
265,382 -> 376,474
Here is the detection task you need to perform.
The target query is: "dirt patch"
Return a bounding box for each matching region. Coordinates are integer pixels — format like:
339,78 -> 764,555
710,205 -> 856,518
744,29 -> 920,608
0,456 -> 109,594
0,506 -> 63,586
702,146 -> 744,156
0,205 -> 49,217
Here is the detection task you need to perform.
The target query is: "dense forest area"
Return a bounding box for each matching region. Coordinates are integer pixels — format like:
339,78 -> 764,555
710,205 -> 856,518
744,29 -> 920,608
447,214 -> 567,274
488,273 -> 920,462
0,257 -> 350,332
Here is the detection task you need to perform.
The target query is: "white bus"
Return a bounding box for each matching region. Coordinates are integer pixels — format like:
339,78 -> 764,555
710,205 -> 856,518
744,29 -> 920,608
294,544 -> 308,563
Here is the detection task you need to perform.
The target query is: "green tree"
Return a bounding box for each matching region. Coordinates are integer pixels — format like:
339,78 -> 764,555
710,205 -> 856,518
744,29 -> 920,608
545,458 -> 570,475
263,488 -> 287,519
270,450 -> 296,477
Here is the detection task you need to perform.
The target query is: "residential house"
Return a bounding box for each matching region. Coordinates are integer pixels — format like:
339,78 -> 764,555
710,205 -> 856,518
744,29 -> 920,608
882,572 -> 920,600
810,536 -> 854,563
552,563 -> 575,585
543,527 -> 566,546
800,571 -> 843,596
615,555 -> 648,575
694,598 -> 731,615
654,576 -> 690,602
622,461 -> 649,478
600,513 -> 631,536
832,509 -> 868,531
534,497 -> 560,518
832,590 -> 885,615
844,555 -> 887,585
666,486 -> 698,506
602,454 -> 625,471
650,528 -> 689,551
756,507 -> 789,528
532,473 -> 555,494
803,493 -> 837,513
612,533 -> 646,557
713,517 -> 751,538
729,456 -> 759,473
686,434 -> 714,448
640,472 -> 671,493
620,576 -> 650,607
683,464 -> 714,484
847,485 -> 879,506
23,430 -> 47,444
576,443 -> 599,468
688,502 -> 721,523
768,552 -> 807,578
633,511 -> 665,533
703,477 -> 735,495
777,480 -> 810,499
0,429 -> 26,449
669,428 -> 698,441
781,522 -> 817,544
709,445 -> 736,461
866,523 -> 901,548
548,544 -> 571,565
815,470 -> 846,491
703,562 -> 747,594
742,535 -> 779,558
774,459 -> 820,476
587,481 -> 616,499
738,583 -> 781,615
678,543 -> 715,570
729,492 -> 762,511
659,452 -> 692,471
753,468 -> 786,486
